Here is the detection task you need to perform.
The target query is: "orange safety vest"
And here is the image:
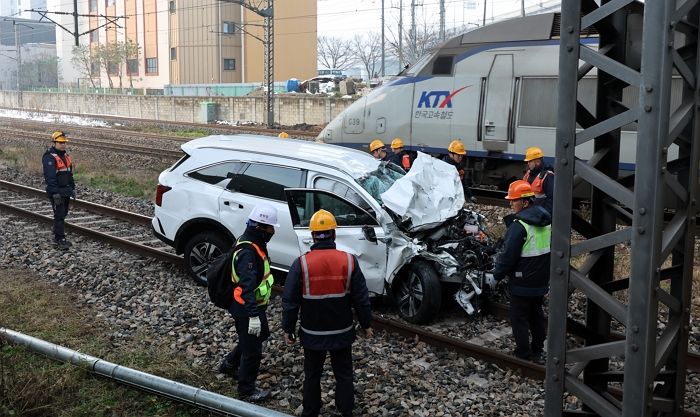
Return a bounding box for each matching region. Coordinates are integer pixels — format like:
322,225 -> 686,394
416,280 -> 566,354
50,152 -> 73,172
300,249 -> 353,299
231,241 -> 273,306
523,170 -> 552,198
402,154 -> 411,170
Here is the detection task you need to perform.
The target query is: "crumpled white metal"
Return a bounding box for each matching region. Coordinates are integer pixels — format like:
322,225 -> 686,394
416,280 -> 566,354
380,152 -> 465,232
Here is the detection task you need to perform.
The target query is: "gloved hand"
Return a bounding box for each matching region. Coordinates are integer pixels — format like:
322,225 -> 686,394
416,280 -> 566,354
71,189 -> 76,199
484,273 -> 497,291
470,196 -> 478,204
52,193 -> 63,206
248,316 -> 261,337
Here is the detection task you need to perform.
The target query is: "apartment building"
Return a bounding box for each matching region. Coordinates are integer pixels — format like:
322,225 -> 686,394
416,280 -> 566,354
51,0 -> 316,89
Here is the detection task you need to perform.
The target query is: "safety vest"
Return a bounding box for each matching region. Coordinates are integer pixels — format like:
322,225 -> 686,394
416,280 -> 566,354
523,170 -> 553,198
401,154 -> 411,170
299,249 -> 354,336
517,220 -> 551,257
231,240 -> 273,306
50,152 -> 72,172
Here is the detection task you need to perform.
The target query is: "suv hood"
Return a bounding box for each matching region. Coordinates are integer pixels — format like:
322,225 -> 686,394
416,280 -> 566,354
380,152 -> 464,231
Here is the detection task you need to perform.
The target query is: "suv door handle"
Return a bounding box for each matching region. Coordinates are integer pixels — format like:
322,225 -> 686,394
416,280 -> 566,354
302,238 -> 313,244
223,201 -> 244,209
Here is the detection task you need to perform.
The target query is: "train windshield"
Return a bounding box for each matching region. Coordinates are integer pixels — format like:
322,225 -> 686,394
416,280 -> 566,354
357,162 -> 405,205
403,52 -> 435,76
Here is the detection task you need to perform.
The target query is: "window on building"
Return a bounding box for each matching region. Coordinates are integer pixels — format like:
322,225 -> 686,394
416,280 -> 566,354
104,0 -> 115,6
169,1 -> 175,13
223,58 -> 236,71
89,0 -> 97,11
127,59 -> 138,75
91,62 -> 100,77
170,47 -> 177,60
89,30 -> 98,43
223,21 -> 236,34
146,58 -> 157,74
107,61 -> 118,75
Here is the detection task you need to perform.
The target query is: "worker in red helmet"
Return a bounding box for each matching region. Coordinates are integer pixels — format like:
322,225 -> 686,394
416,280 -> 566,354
485,180 -> 551,365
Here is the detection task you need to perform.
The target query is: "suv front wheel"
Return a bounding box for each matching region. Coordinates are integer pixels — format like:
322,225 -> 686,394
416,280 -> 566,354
392,260 -> 442,324
184,232 -> 232,286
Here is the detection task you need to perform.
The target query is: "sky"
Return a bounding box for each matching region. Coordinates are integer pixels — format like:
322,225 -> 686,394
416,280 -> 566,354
317,0 -> 561,39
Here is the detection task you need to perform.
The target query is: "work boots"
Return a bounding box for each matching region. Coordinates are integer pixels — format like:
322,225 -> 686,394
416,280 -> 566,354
55,239 -> 72,250
241,387 -> 271,403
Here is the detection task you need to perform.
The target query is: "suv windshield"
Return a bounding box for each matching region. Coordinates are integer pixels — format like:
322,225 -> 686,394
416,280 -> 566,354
357,162 -> 405,205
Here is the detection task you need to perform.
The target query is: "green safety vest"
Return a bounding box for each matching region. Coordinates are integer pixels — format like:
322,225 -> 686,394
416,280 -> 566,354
516,220 -> 551,258
231,240 -> 274,306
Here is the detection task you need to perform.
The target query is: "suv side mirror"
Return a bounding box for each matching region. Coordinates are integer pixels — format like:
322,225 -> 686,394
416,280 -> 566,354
362,225 -> 377,244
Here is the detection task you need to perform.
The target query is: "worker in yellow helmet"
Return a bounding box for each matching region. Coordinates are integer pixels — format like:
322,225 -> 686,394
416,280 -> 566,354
389,137 -> 412,171
282,209 -> 373,417
42,131 -> 76,250
522,146 -> 554,214
368,139 -> 389,161
442,139 -> 476,203
278,132 -> 289,139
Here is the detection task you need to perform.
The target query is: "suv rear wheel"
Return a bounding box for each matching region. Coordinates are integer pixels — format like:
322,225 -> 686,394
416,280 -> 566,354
393,260 -> 442,324
184,232 -> 232,286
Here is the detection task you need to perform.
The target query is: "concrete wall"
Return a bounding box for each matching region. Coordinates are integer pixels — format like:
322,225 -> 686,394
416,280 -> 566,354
0,91 -> 353,126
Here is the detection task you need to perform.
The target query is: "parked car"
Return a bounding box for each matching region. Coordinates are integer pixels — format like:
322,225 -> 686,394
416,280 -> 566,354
152,135 -> 497,323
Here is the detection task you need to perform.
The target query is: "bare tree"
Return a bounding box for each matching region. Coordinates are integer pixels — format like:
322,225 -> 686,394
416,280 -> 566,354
317,35 -> 356,70
122,40 -> 141,88
70,44 -> 98,88
95,43 -> 119,88
385,14 -> 447,70
20,56 -> 59,89
352,33 -> 382,80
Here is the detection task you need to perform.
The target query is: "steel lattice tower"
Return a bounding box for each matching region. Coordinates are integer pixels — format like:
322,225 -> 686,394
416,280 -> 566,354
546,0 -> 700,416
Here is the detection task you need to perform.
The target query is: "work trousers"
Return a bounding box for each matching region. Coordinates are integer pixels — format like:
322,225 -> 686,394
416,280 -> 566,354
224,314 -> 270,396
302,346 -> 354,417
50,196 -> 71,241
509,294 -> 546,360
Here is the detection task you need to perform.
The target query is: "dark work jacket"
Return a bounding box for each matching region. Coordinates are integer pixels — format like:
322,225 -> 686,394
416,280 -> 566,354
228,227 -> 270,318
390,150 -> 413,170
441,154 -> 474,200
493,204 -> 551,296
282,240 -> 372,351
524,164 -> 554,215
42,147 -> 75,197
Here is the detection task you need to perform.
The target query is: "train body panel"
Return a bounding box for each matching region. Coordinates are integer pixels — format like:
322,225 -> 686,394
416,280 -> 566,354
318,9 -> 672,190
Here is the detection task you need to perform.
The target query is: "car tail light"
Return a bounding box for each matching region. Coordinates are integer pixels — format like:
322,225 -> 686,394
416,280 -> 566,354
155,184 -> 172,207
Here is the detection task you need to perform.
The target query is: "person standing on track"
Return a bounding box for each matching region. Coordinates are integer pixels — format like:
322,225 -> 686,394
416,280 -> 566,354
42,131 -> 76,250
282,209 -> 373,417
441,139 -> 477,203
522,146 -> 554,214
217,203 -> 279,402
485,180 -> 551,365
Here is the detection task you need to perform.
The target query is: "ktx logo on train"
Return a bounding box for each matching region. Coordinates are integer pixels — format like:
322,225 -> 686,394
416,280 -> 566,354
417,85 -> 471,109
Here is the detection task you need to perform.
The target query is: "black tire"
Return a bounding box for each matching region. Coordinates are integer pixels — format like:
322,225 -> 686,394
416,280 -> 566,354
184,232 -> 232,286
392,260 -> 442,324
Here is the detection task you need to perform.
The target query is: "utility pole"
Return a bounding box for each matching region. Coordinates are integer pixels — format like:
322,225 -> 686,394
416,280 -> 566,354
14,21 -> 21,107
482,0 -> 486,26
439,0 -> 445,40
73,0 -> 79,45
410,0 -> 416,60
28,8 -> 123,47
381,0 -> 385,77
546,0 -> 699,415
218,0 -> 274,127
398,0 -> 403,71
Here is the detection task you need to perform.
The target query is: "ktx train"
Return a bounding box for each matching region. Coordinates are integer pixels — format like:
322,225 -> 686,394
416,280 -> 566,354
318,8 -> 681,190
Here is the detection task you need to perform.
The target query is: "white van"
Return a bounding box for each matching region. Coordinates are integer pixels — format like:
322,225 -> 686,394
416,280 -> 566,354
152,135 -> 496,323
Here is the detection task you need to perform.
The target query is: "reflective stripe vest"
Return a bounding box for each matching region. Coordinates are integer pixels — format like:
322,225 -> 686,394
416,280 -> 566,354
50,152 -> 73,172
231,240 -> 273,306
299,249 -> 354,336
516,220 -> 551,257
523,170 -> 553,198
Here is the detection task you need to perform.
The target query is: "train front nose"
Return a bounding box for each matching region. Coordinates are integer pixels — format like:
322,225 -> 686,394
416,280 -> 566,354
318,121 -> 338,142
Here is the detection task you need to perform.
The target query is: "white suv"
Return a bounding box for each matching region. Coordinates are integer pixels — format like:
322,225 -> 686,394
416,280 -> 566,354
152,135 -> 496,323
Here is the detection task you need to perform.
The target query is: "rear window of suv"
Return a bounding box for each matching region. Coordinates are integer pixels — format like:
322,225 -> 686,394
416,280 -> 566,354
188,161 -> 245,185
235,163 -> 305,201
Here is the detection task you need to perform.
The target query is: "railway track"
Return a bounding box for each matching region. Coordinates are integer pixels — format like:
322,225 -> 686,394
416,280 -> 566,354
2,179 -> 699,415
0,108 -> 319,139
